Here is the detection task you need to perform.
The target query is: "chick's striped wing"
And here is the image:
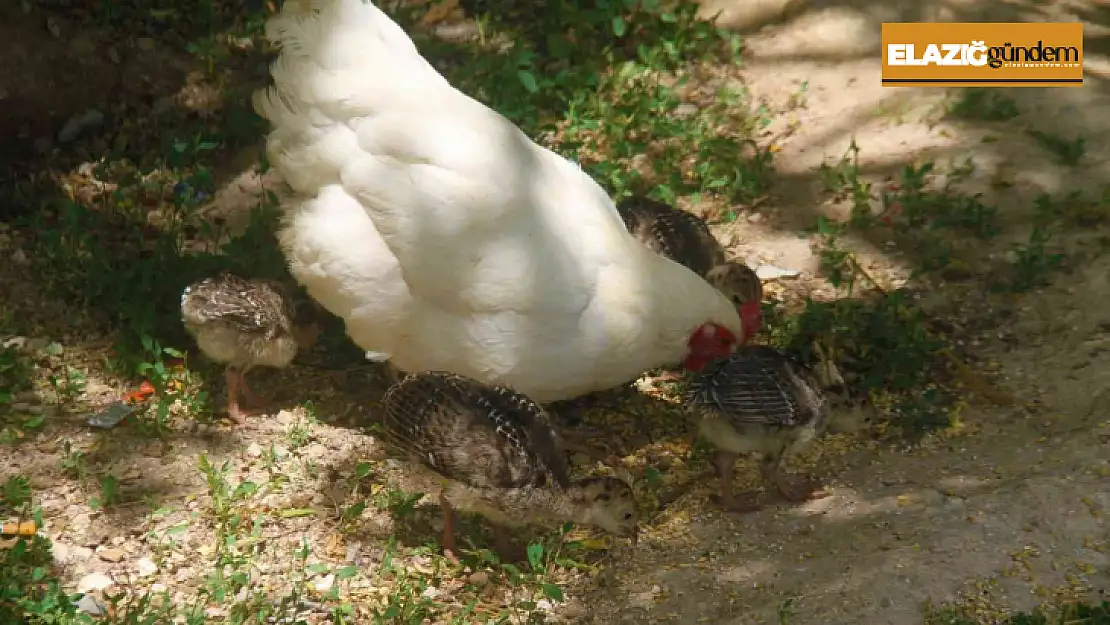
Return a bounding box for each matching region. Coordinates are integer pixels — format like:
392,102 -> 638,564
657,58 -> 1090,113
181,275 -> 293,339
380,372 -> 570,490
687,347 -> 819,427
651,210 -> 718,276
616,197 -> 718,276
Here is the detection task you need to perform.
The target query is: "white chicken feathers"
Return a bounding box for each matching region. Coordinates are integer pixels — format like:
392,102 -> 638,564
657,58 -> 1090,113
253,0 -> 744,402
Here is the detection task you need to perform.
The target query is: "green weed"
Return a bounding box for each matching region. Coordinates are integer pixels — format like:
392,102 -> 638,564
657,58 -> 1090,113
1,476 -> 82,623
925,600 -> 1110,625
945,89 -> 1021,122
1028,129 -> 1087,166
998,194 -> 1067,293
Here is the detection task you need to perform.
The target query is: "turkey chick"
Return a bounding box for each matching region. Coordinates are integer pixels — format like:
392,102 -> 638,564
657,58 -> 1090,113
181,273 -> 320,425
378,371 -> 639,560
616,196 -> 763,341
685,345 -> 846,512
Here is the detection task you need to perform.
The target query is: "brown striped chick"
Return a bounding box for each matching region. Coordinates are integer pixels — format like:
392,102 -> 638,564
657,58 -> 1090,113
685,345 -> 847,513
378,371 -> 639,561
181,274 -> 320,425
616,196 -> 763,343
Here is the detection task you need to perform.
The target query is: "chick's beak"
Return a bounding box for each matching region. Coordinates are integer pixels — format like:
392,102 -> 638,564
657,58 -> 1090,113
629,526 -> 639,545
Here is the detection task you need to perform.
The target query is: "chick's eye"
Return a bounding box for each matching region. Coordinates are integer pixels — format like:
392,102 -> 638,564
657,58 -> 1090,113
623,512 -> 633,520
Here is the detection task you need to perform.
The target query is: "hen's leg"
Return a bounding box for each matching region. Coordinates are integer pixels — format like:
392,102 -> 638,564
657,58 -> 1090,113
439,491 -> 460,563
761,448 -> 829,503
710,450 -> 761,513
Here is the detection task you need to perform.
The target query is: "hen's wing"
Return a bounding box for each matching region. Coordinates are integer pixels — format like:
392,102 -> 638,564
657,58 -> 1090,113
686,346 -> 825,428
380,372 -> 570,489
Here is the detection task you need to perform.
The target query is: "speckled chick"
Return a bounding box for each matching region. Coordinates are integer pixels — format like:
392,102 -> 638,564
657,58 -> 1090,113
685,345 -> 844,512
181,273 -> 319,425
379,371 -> 639,559
616,196 -> 763,341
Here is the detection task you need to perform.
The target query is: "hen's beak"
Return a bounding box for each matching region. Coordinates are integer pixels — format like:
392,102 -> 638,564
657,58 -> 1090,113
629,526 -> 639,545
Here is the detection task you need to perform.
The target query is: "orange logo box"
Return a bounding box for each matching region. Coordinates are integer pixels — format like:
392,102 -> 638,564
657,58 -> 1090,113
881,22 -> 1083,87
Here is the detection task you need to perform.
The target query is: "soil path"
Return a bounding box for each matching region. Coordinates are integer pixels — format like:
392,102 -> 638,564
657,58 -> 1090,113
582,1 -> 1110,622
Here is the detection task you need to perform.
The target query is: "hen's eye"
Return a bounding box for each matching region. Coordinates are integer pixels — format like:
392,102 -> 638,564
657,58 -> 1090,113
622,512 -> 633,520
731,295 -> 743,305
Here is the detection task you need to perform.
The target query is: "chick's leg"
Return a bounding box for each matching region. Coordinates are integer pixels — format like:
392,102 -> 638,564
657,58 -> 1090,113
710,450 -> 761,513
237,366 -> 273,408
439,491 -> 460,563
761,448 -> 829,503
225,367 -> 247,425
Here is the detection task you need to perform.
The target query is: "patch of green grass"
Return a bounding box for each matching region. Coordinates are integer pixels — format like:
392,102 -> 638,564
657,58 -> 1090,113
794,136 -> 1103,437
0,345 -> 34,401
817,139 -> 874,226
997,194 -> 1067,293
798,144 -> 1012,438
992,187 -> 1109,292
945,88 -> 1021,122
925,600 -> 1110,625
1027,129 -> 1086,166
1,475 -> 81,624
764,270 -> 953,439
818,143 -> 999,274
4,453 -> 590,622
0,344 -> 46,444
884,160 -> 998,239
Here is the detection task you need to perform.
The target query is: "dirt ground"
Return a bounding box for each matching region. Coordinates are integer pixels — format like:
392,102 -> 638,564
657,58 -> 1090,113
2,0 -> 1109,623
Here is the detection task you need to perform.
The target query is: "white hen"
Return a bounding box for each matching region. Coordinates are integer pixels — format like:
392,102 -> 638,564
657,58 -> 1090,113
253,0 -> 745,402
